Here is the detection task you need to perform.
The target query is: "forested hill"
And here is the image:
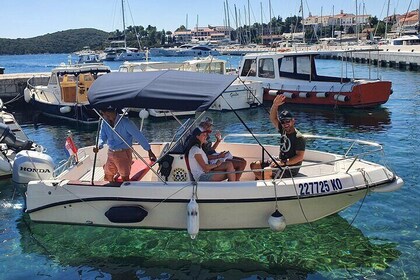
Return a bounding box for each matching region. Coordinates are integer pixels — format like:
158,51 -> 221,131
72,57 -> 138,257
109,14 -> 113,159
0,28 -> 110,55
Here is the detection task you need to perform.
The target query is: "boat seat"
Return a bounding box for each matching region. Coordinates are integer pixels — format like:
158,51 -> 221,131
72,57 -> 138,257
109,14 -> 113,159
115,158 -> 153,182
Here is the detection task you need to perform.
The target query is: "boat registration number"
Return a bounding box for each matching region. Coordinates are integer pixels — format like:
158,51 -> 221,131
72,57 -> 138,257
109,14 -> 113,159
298,178 -> 343,196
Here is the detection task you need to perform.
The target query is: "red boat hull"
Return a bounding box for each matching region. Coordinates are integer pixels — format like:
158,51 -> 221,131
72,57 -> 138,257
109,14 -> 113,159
263,81 -> 392,108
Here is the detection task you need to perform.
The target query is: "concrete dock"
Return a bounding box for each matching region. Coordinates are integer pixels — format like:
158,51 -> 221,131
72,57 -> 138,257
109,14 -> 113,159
218,44 -> 420,71
0,73 -> 49,101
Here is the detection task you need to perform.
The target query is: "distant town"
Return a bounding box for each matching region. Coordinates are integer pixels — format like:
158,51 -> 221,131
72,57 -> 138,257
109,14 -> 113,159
170,8 -> 419,45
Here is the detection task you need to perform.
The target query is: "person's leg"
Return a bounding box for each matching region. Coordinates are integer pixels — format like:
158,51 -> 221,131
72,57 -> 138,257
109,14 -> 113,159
104,151 -> 118,181
213,161 -> 236,181
114,150 -> 133,181
230,156 -> 247,180
250,160 -> 271,180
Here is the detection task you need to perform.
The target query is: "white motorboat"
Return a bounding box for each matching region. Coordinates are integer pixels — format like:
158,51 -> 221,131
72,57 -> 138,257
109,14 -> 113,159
23,63 -> 110,124
119,56 -> 263,117
150,44 -> 220,57
19,71 -> 403,237
238,50 -> 393,108
74,46 -> 101,64
0,100 -> 50,180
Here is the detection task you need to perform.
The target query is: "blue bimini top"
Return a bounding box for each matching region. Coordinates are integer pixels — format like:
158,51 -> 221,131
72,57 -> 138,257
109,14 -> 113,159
88,70 -> 237,112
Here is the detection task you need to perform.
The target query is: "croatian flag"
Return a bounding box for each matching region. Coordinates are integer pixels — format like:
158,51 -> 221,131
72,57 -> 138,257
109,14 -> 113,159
64,136 -> 78,159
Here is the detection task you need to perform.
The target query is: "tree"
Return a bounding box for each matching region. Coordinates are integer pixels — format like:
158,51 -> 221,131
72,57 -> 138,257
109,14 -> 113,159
175,25 -> 187,32
368,16 -> 378,27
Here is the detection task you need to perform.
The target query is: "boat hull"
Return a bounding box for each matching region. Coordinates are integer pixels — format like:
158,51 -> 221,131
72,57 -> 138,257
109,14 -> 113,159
29,96 -> 98,124
263,81 -> 392,108
25,174 -> 402,230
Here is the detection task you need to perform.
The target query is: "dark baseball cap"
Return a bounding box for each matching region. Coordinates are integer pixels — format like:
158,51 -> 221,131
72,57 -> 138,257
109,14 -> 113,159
278,110 -> 293,120
100,105 -> 116,112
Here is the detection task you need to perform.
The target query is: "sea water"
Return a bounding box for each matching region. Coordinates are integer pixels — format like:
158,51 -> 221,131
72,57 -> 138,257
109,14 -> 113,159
0,53 -> 419,279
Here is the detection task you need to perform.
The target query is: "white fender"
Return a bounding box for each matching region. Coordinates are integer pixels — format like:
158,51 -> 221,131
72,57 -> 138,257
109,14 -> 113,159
0,157 -> 12,173
316,92 -> 329,98
283,92 -> 296,99
138,109 -> 149,119
268,210 -> 286,232
23,88 -> 32,103
187,198 -> 199,239
60,106 -> 71,114
333,94 -> 350,102
268,89 -> 279,96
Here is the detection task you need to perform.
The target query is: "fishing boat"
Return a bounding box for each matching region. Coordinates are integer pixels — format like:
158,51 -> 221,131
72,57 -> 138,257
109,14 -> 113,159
238,50 -> 393,108
19,71 -> 403,238
23,63 -> 111,124
0,99 -> 49,179
119,56 -> 263,117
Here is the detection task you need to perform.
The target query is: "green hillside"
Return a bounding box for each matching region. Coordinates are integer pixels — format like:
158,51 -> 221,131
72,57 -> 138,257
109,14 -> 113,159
0,28 -> 110,55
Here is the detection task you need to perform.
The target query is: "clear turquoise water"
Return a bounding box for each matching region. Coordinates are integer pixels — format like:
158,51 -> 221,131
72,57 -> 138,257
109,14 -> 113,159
0,54 -> 419,279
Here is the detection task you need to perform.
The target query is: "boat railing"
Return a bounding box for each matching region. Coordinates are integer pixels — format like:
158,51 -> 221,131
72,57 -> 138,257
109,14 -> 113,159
222,133 -> 386,176
26,76 -> 44,90
53,150 -> 88,177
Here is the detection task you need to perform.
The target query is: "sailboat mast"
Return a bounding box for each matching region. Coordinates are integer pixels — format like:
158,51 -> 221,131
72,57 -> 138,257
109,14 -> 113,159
121,0 -> 127,49
332,5 -> 335,38
226,0 -> 231,42
301,0 -> 305,43
385,0 -> 390,41
356,0 -> 359,45
248,0 -> 251,44
269,0 -> 272,46
261,2 -> 263,45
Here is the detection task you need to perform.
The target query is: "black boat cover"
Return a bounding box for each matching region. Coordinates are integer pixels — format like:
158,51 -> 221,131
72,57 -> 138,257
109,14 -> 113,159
88,70 -> 237,112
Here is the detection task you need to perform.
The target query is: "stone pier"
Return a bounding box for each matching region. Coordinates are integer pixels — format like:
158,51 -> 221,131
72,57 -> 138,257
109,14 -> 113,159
0,73 -> 49,101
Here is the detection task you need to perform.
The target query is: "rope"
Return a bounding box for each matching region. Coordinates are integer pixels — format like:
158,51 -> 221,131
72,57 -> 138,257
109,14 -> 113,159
3,93 -> 24,105
11,185 -> 53,256
150,182 -> 196,211
287,166 -> 314,229
347,168 -> 371,229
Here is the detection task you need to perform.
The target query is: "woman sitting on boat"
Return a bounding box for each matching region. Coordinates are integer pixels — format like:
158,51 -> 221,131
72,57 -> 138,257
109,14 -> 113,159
186,127 -> 236,182
198,117 -> 247,181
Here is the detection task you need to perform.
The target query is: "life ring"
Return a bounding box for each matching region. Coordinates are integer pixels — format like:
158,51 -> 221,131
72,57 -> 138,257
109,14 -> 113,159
278,48 -> 290,52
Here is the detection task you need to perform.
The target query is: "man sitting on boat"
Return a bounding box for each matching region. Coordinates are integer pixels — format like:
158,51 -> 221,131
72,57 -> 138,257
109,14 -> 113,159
93,106 -> 157,182
198,117 -> 247,181
186,127 -> 237,182
251,94 -> 306,179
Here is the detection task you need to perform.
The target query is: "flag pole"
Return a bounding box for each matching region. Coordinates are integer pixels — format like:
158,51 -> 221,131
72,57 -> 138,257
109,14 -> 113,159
91,118 -> 102,185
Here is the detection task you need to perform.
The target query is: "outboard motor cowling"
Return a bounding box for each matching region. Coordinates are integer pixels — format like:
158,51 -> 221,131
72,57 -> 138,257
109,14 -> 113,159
0,123 -> 33,153
12,150 -> 54,184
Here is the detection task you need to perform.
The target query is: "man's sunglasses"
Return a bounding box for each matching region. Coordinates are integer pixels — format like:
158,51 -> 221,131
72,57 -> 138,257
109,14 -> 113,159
280,119 -> 292,124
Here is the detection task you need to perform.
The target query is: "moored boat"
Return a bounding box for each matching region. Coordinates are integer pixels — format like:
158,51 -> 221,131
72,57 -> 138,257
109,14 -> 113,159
119,56 -> 263,117
19,71 -> 403,237
23,63 -> 111,124
238,50 -> 393,108
0,99 -> 50,180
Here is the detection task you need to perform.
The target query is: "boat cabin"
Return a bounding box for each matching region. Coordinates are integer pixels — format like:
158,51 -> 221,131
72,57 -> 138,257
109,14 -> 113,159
46,64 -> 111,103
239,52 -> 350,83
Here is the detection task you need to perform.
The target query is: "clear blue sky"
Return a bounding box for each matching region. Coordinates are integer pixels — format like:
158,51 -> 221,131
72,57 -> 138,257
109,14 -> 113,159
0,0 -> 414,39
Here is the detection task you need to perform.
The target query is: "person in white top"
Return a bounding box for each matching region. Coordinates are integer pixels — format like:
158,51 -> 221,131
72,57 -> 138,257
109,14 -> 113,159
187,127 -> 236,182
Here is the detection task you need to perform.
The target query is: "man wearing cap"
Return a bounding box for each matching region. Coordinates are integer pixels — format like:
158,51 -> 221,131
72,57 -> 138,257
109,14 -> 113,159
93,106 -> 157,182
251,94 -> 305,179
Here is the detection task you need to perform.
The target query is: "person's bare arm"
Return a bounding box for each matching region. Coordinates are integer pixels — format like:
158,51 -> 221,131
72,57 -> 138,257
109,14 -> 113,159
194,154 -> 221,172
270,94 -> 286,129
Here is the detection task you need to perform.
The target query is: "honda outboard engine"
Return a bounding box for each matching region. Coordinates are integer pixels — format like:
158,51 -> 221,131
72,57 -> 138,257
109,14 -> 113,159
12,150 -> 54,185
0,123 -> 33,153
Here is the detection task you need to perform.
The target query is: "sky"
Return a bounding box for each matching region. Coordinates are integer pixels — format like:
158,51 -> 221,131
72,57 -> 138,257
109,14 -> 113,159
0,0 -> 415,39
